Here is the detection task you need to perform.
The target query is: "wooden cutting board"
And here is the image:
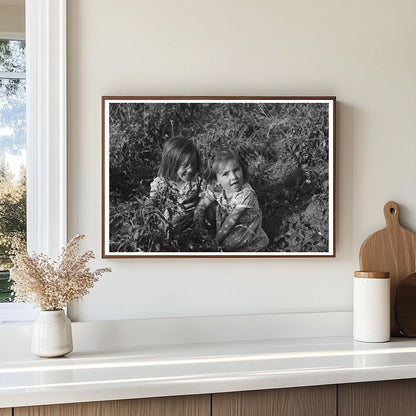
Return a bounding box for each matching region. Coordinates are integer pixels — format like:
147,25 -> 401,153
359,201 -> 416,336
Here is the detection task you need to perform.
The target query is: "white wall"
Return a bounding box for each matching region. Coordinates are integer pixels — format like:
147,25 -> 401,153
67,0 -> 416,322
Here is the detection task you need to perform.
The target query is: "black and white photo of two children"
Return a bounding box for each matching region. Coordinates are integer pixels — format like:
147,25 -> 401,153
103,97 -> 335,257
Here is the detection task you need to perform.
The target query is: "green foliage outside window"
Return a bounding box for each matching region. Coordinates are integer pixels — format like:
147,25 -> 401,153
0,163 -> 26,302
0,38 -> 27,302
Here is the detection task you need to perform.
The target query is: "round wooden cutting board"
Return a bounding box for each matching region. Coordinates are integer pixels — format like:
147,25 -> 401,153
395,272 -> 416,337
359,201 -> 416,336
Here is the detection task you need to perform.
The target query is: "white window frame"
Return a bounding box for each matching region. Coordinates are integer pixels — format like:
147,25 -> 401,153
0,0 -> 67,324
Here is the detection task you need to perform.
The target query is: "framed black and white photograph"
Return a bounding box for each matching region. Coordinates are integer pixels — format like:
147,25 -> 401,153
102,96 -> 336,258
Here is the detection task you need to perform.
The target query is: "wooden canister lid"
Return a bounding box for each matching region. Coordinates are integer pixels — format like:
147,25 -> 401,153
354,271 -> 389,279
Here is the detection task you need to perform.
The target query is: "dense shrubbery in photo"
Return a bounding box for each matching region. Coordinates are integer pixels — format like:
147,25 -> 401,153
108,102 -> 331,253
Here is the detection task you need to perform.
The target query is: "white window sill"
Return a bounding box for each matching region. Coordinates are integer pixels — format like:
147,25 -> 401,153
0,303 -> 36,324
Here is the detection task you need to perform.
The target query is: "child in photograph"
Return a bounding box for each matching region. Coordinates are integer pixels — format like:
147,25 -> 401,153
195,149 -> 269,252
150,137 -> 205,232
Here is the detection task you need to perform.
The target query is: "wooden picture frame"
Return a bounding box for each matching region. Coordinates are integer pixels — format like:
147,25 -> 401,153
102,96 -> 336,258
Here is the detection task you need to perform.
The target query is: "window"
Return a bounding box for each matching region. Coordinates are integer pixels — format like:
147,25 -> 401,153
0,32 -> 34,322
0,34 -> 27,312
0,0 -> 67,324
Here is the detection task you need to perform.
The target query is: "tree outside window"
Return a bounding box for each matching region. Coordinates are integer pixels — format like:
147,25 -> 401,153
0,38 -> 27,302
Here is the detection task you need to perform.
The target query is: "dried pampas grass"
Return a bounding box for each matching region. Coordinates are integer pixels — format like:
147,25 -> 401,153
10,234 -> 111,311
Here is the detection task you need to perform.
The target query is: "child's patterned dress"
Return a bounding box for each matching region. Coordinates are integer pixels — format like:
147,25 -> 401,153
204,182 -> 269,251
150,175 -> 206,225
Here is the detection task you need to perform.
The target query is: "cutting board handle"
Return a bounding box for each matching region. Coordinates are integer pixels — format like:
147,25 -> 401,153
384,201 -> 400,228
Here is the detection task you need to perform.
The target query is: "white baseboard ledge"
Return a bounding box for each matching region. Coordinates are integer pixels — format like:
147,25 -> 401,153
0,311 -> 352,353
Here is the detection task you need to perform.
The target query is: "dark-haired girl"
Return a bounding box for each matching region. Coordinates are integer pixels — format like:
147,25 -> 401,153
150,137 -> 205,231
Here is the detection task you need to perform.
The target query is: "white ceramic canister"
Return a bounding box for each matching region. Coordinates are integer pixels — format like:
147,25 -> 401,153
353,271 -> 390,343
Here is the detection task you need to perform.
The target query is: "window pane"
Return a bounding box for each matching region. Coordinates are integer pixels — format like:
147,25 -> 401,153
0,63 -> 26,303
0,270 -> 12,302
0,39 -> 25,73
0,78 -> 26,154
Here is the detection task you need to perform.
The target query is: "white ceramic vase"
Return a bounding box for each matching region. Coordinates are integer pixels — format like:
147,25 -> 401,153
31,310 -> 73,357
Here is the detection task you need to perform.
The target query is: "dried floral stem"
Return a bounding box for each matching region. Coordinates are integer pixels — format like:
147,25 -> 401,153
10,235 -> 111,310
